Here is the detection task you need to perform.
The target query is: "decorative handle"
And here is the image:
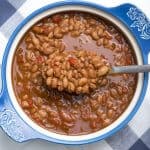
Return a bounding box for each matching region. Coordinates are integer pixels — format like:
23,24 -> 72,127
108,3 -> 150,57
0,93 -> 40,142
0,65 -> 2,96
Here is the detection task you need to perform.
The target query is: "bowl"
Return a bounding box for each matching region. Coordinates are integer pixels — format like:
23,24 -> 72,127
0,1 -> 150,145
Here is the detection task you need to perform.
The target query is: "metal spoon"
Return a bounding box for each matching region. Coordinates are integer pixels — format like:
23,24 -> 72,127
110,64 -> 150,74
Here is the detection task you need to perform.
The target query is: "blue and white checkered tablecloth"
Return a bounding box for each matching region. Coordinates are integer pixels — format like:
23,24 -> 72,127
0,0 -> 150,150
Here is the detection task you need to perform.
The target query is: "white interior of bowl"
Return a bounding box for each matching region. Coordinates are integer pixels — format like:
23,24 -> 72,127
6,5 -> 143,142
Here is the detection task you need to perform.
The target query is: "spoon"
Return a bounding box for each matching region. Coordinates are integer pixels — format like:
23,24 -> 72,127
110,64 -> 150,74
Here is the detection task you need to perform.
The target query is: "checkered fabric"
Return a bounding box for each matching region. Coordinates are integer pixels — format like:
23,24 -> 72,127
0,1 -> 150,150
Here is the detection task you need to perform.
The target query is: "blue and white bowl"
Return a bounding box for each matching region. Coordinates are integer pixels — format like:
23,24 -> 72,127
0,1 -> 150,145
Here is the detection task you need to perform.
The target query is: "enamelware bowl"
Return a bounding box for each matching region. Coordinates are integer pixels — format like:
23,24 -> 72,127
0,1 -> 150,145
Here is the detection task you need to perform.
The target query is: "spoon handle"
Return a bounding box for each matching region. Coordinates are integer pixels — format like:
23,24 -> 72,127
111,64 -> 150,74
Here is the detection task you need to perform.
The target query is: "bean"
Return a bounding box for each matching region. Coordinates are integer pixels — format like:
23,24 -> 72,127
90,121 -> 97,129
69,18 -> 74,25
31,65 -> 38,73
98,66 -> 109,76
96,38 -> 103,46
52,14 -> 62,23
31,34 -> 40,46
78,78 -> 88,86
97,95 -> 103,104
51,118 -> 61,126
27,43 -> 34,50
99,24 -> 105,30
34,97 -> 45,108
54,68 -> 60,77
60,74 -> 64,80
76,87 -> 82,93
81,106 -> 91,121
68,82 -> 75,92
103,118 -> 111,126
92,56 -> 102,66
61,27 -> 69,33
54,27 -> 63,38
90,100 -> 99,110
103,31 -> 112,40
51,78 -> 58,88
89,83 -> 96,89
61,111 -> 73,122
48,32 -> 53,38
107,101 -> 113,108
50,110 -> 58,117
74,22 -> 80,30
32,26 -> 44,34
89,18 -> 96,25
103,38 -> 109,46
46,77 -> 52,85
60,44 -> 65,52
55,55 -> 62,61
107,109 -> 115,118
67,70 -> 72,79
82,85 -> 89,93
32,71 -> 40,79
26,51 -> 35,61
91,79 -> 97,84
63,77 -> 68,88
91,31 -> 99,40
117,86 -> 123,95
115,34 -> 123,43
88,69 -> 96,78
122,87 -> 128,93
96,108 -> 104,116
46,68 -> 53,76
66,62 -> 70,70
81,69 -> 88,77
58,85 -> 63,91
110,88 -> 118,98
101,113 -> 107,120
61,70 -> 66,76
43,47 -> 55,55
39,109 -> 48,118
54,40 -> 62,48
123,74 -> 129,80
110,43 -> 116,50
69,25 -> 74,31
61,62 -> 66,70
71,31 -> 80,37
102,94 -> 107,105
24,62 -> 30,68
22,101 -> 29,108
30,108 -> 36,114
85,29 -> 92,35
100,79 -> 108,86
23,94 -> 28,100
97,28 -> 104,37
96,62 -> 103,68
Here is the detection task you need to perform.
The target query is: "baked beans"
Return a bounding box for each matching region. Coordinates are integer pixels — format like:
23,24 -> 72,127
12,12 -> 137,135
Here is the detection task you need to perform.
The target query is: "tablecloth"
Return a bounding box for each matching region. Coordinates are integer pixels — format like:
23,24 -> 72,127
0,0 -> 150,150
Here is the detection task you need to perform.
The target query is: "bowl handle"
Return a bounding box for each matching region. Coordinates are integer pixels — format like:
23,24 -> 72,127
108,3 -> 150,58
0,95 -> 40,142
0,66 -> 39,142
0,65 -> 2,96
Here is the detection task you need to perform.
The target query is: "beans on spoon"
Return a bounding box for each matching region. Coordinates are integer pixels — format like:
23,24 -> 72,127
42,49 -> 109,94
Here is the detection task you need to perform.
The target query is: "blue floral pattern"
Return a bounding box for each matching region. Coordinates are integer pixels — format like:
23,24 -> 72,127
0,109 -> 25,142
127,7 -> 150,40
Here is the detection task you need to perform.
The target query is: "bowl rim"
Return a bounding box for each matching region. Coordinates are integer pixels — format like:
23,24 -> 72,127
1,1 -> 148,145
